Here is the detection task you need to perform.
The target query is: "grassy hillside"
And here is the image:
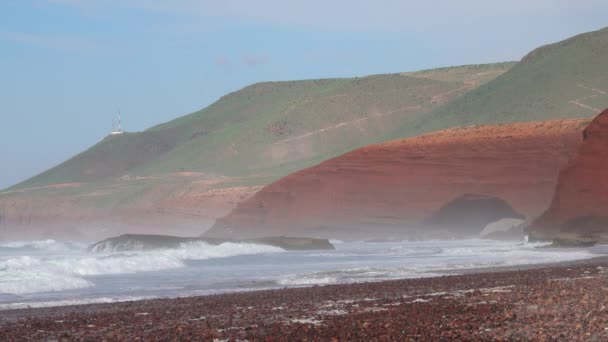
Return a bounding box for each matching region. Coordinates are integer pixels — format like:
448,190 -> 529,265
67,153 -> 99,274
19,132 -> 175,187
9,26 -> 608,194
396,26 -> 608,137
10,63 -> 512,191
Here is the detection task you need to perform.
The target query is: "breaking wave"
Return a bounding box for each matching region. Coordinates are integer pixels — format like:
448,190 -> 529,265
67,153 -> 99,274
0,241 -> 284,295
0,239 -> 83,252
0,256 -> 94,294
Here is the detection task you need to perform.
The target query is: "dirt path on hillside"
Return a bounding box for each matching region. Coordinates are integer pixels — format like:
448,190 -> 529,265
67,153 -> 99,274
569,83 -> 608,112
274,105 -> 423,145
274,72 -> 503,146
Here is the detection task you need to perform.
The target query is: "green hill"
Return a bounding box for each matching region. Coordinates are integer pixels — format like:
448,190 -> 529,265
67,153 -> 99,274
10,63 -> 512,191
395,26 -> 608,137
7,26 -> 608,198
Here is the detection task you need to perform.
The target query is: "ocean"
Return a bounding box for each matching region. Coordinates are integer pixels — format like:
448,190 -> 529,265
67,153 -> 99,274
0,238 -> 596,310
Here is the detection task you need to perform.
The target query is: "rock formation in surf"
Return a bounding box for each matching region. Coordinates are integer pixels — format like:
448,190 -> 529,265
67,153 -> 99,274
206,119 -> 586,239
479,218 -> 526,241
89,234 -> 335,252
530,109 -> 608,241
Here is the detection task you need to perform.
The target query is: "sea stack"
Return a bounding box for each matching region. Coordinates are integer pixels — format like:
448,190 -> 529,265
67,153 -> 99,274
530,109 -> 608,241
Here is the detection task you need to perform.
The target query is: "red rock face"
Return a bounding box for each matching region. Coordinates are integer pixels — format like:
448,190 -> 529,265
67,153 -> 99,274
207,119 -> 587,239
531,109 -> 608,239
0,184 -> 260,241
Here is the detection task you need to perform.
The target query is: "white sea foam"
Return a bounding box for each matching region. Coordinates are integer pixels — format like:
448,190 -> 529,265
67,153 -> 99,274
0,296 -> 153,310
0,239 -> 82,251
277,275 -> 337,286
0,256 -> 94,294
0,241 -> 284,295
276,266 -> 427,287
0,239 -> 57,249
275,240 -> 594,287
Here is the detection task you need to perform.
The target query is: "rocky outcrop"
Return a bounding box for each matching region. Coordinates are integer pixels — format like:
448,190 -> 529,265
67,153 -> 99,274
530,109 -> 608,241
89,234 -> 335,252
548,233 -> 598,247
207,119 -> 586,240
479,218 -> 526,241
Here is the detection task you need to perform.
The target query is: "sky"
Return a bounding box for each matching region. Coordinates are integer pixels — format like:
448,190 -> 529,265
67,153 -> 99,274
1,0 -> 607,189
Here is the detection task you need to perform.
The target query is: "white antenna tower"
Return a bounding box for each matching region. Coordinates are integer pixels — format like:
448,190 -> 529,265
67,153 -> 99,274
117,110 -> 122,132
110,109 -> 124,135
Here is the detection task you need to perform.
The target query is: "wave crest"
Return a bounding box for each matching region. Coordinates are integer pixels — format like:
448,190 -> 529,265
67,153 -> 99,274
0,241 -> 284,295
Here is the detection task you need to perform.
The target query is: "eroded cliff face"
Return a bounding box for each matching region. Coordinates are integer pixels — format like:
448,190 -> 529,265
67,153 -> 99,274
207,119 -> 587,240
530,109 -> 608,240
0,178 -> 261,241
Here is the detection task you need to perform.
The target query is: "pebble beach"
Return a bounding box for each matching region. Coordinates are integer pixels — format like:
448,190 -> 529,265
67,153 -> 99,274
3,258 -> 608,341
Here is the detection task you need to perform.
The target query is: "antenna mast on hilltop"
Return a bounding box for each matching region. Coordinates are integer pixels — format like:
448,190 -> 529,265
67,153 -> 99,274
117,110 -> 122,132
110,109 -> 124,135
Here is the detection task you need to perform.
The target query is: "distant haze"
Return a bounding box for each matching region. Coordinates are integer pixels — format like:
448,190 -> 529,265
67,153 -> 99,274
1,0 -> 607,189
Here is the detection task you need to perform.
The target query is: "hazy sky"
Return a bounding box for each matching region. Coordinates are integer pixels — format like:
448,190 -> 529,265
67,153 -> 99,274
1,0 -> 607,189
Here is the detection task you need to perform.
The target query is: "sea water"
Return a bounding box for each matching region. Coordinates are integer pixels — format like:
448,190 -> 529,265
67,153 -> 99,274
0,238 -> 597,310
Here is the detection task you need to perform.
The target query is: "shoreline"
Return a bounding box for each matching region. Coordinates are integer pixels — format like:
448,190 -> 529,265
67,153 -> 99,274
436,252 -> 608,276
3,255 -> 608,340
0,245 -> 602,312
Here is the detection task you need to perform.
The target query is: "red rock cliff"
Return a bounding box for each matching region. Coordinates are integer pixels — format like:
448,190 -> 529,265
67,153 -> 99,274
531,109 -> 608,240
207,119 -> 586,239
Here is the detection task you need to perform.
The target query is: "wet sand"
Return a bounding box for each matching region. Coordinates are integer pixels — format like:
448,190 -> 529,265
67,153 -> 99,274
3,257 -> 608,341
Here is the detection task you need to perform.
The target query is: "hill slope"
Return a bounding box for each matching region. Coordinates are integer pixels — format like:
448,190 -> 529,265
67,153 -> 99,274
394,26 -> 608,138
14,26 -> 608,192
12,64 -> 511,191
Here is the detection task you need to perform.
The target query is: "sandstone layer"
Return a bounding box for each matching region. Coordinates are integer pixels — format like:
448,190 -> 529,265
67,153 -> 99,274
0,176 -> 261,241
530,109 -> 608,240
207,119 -> 587,239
